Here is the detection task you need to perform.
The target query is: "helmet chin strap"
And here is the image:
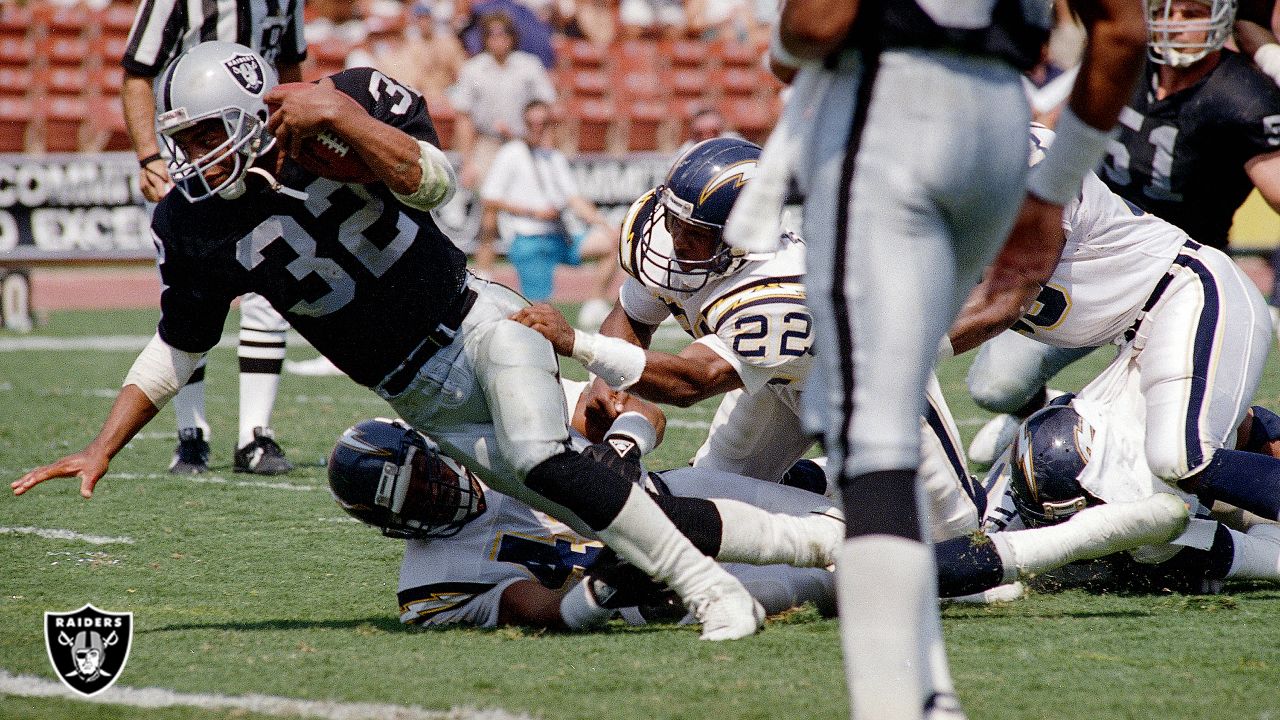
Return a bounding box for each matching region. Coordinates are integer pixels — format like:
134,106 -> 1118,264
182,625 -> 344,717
243,166 -> 309,200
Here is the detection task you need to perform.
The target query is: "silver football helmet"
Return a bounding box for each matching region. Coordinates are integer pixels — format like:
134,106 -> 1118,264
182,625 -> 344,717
1147,0 -> 1237,67
155,41 -> 278,201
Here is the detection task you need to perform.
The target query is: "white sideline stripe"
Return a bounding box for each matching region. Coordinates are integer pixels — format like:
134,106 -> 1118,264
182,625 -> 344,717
665,419 -> 710,430
0,332 -> 311,353
0,527 -> 134,545
108,472 -> 320,492
0,670 -> 532,720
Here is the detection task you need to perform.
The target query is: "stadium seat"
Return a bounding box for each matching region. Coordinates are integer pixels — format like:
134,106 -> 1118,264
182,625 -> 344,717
0,97 -> 32,152
307,38 -> 355,80
38,4 -> 93,41
615,68 -> 662,101
719,96 -> 775,145
712,66 -> 759,100
565,39 -> 607,69
566,67 -> 609,99
0,37 -> 34,68
670,67 -> 709,100
38,67 -> 91,100
614,39 -> 660,73
567,97 -> 614,153
0,68 -> 32,99
39,36 -> 92,68
0,5 -> 34,39
712,39 -> 760,69
93,34 -> 131,65
98,3 -> 139,37
41,96 -> 89,153
662,38 -> 709,69
91,65 -> 125,98
624,99 -> 667,152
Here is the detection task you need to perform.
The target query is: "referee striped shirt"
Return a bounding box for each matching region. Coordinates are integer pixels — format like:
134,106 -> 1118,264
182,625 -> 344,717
123,0 -> 307,78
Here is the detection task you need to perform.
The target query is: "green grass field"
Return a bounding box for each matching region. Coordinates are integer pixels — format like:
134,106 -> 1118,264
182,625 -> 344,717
2,308 -> 1280,720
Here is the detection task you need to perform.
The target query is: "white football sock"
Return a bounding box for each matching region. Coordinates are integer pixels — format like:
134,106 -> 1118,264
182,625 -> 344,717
837,536 -> 936,720
173,357 -> 210,436
1227,524 -> 1280,580
238,327 -> 287,448
598,484 -> 762,641
711,498 -> 843,567
996,495 -> 1188,575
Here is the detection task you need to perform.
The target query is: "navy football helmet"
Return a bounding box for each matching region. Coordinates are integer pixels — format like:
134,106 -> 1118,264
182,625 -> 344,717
638,137 -> 760,291
327,418 -> 486,539
1008,404 -> 1099,527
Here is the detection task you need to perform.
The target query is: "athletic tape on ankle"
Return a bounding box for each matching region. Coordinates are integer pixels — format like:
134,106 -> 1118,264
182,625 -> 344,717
1027,107 -> 1114,206
572,330 -> 646,390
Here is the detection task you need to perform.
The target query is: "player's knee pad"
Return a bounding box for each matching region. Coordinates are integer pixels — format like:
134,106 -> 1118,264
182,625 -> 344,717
484,320 -> 559,373
1145,442 -> 1196,484
525,450 -> 633,531
967,368 -> 1043,415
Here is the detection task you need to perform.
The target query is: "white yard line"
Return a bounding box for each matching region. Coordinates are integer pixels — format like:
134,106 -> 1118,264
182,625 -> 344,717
0,527 -> 134,545
0,332 -> 310,353
0,670 -> 532,720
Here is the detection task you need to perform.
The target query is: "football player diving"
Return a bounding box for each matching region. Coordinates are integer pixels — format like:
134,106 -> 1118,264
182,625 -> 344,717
513,137 -> 985,544
11,42 -> 851,641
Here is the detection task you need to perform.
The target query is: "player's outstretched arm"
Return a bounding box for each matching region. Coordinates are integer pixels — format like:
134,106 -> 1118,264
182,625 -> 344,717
12,385 -> 159,498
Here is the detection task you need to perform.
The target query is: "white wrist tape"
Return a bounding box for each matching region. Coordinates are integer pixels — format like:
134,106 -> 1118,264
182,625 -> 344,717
1256,44 -> 1280,86
122,332 -> 204,408
769,22 -> 810,70
393,140 -> 457,211
1026,107 -> 1114,206
571,329 -> 646,390
559,580 -> 613,630
605,411 -> 659,456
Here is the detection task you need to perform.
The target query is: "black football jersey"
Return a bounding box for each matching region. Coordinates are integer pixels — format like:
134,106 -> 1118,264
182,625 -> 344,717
152,67 -> 468,388
1098,51 -> 1280,249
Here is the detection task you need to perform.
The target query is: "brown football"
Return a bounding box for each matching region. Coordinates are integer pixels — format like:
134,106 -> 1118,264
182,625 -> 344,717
293,129 -> 379,184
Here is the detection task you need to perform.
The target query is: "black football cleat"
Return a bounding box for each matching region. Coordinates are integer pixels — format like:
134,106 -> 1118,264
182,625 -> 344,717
169,427 -> 211,474
233,427 -> 294,475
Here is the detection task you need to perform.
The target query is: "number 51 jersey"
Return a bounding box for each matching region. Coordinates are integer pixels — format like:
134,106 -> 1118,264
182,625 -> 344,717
150,66 -> 469,389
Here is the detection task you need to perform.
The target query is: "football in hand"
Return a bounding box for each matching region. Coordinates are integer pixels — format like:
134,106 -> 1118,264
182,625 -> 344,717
293,129 -> 379,184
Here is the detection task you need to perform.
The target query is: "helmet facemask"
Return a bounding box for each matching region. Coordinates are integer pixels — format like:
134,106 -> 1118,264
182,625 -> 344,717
1147,0 -> 1237,67
635,187 -> 740,292
160,109 -> 273,201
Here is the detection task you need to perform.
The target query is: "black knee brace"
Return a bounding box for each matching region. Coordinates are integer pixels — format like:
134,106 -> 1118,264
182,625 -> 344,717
525,450 -> 633,531
840,468 -> 923,541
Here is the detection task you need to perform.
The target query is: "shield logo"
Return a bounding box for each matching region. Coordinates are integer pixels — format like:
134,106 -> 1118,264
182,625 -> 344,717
223,53 -> 265,94
44,604 -> 133,697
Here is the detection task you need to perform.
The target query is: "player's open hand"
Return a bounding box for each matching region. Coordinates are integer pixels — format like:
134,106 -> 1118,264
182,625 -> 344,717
12,450 -> 110,499
510,303 -> 576,356
581,377 -> 629,440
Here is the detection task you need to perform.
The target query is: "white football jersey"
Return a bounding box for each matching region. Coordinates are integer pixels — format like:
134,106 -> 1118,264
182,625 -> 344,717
1017,127 -> 1187,349
397,480 -> 605,628
619,190 -> 812,398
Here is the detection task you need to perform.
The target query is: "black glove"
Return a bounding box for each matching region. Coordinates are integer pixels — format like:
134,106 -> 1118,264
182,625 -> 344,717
583,548 -> 677,609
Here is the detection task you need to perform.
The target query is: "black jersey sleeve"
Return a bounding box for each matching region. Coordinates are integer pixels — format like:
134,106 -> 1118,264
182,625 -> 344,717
1220,53 -> 1280,160
325,67 -> 440,148
152,202 -> 241,354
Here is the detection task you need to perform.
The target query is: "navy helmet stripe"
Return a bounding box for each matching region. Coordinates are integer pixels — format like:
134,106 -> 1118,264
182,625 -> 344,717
1173,252 -> 1220,471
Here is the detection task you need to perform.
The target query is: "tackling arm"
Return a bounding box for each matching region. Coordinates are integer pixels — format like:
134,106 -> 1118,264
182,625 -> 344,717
1245,152 -> 1280,213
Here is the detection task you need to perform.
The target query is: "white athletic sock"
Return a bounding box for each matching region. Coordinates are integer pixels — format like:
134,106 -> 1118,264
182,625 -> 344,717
997,495 -> 1188,575
238,328 -> 287,448
173,357 -> 210,436
598,484 -> 761,640
837,536 -> 935,720
711,498 -> 843,567
1227,525 -> 1280,580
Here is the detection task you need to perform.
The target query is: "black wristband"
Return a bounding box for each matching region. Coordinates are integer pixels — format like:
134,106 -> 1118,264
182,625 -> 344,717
138,153 -> 164,167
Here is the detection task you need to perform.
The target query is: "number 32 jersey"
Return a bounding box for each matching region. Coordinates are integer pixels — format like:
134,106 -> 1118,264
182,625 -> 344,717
151,67 -> 468,388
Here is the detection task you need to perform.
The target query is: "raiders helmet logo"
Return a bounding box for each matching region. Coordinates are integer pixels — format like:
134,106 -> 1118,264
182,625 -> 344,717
44,604 -> 133,697
223,53 -> 266,94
